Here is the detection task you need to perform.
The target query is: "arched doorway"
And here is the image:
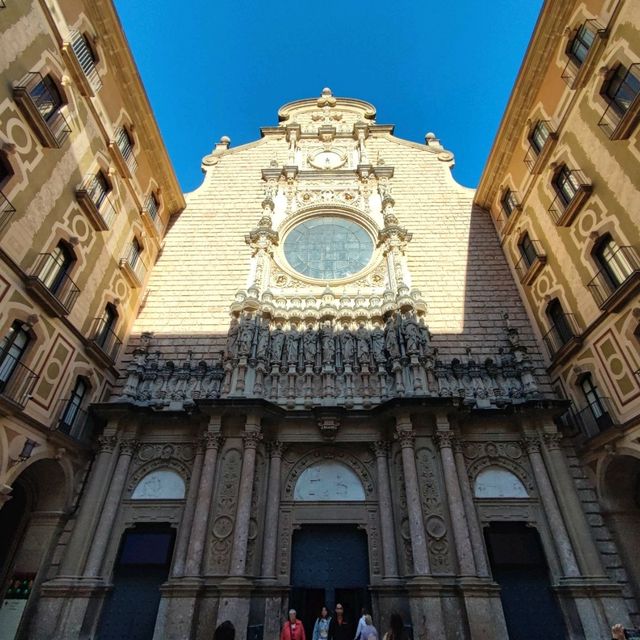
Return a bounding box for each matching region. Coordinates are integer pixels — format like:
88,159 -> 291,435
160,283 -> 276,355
601,454 -> 640,602
290,524 -> 370,639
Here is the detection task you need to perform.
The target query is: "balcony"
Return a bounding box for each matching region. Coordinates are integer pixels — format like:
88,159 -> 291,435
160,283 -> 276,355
561,20 -> 607,90
140,195 -> 164,239
61,30 -> 102,97
514,240 -> 547,286
108,128 -> 137,179
55,399 -> 90,442
25,253 -> 80,317
13,72 -> 71,148
574,397 -> 616,440
587,246 -> 640,312
524,122 -> 558,174
75,175 -> 116,231
0,189 -> 15,232
119,247 -> 146,288
0,355 -> 39,413
86,317 -> 122,367
548,170 -> 592,227
542,313 -> 582,364
598,64 -> 640,140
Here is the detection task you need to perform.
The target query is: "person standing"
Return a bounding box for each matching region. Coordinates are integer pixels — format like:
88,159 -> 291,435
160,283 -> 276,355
354,608 -> 366,640
281,609 -> 306,640
360,615 -> 379,640
312,606 -> 332,640
328,603 -> 353,640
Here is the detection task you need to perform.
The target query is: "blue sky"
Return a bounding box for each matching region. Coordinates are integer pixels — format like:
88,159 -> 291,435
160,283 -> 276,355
114,0 -> 543,193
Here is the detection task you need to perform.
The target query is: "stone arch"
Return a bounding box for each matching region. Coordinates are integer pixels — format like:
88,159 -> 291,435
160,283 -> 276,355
130,468 -> 186,500
125,457 -> 191,499
293,460 -> 365,501
467,456 -> 535,497
474,466 -> 529,498
284,448 -> 374,500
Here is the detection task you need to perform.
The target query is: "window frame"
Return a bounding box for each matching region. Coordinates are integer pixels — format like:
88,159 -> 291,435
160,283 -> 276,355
604,63 -> 640,116
0,321 -> 31,389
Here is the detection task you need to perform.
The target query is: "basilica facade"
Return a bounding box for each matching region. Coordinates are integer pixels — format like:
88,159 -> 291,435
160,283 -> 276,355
28,90 -> 637,640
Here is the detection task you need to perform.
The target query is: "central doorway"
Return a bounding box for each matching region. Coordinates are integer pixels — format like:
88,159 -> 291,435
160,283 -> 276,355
290,524 -> 370,638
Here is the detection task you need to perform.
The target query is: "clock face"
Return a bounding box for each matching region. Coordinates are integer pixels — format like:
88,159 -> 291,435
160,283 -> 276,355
309,149 -> 346,170
283,217 -> 373,280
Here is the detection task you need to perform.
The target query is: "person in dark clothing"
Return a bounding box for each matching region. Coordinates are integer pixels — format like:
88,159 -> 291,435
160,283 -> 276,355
214,620 -> 235,640
328,603 -> 353,640
382,613 -> 405,640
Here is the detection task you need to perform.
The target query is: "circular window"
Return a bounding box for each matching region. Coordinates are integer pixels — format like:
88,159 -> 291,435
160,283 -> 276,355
283,216 -> 374,280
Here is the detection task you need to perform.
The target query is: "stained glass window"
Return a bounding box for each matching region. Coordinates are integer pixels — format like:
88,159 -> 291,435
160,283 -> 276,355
283,216 -> 373,280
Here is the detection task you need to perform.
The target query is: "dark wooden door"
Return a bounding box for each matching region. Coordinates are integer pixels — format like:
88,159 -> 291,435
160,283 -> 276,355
96,524 -> 175,640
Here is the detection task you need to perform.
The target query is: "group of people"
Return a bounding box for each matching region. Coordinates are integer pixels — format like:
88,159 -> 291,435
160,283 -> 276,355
280,606 -> 406,640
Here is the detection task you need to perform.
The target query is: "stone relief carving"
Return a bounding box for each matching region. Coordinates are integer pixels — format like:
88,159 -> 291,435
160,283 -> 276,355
131,469 -> 186,500
246,449 -> 266,573
393,450 -> 414,575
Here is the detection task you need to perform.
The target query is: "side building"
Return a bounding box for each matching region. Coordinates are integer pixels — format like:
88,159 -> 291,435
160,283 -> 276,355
475,0 -> 640,607
0,0 -> 184,635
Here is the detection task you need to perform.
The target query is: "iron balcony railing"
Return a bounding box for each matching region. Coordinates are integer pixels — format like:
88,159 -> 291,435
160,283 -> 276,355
69,30 -> 102,93
143,195 -> 164,236
89,316 -> 122,362
13,72 -> 71,147
548,169 -> 591,224
121,244 -> 146,283
542,313 -> 581,359
0,189 -> 16,232
0,354 -> 39,409
524,121 -> 556,173
561,20 -> 606,88
77,174 -> 116,228
574,397 -> 616,439
114,127 -> 137,174
587,245 -> 640,308
28,252 -> 80,312
514,240 -> 545,282
598,63 -> 640,139
55,398 -> 89,441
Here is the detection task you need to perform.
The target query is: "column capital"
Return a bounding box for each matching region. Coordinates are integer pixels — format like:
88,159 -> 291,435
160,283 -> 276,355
371,440 -> 391,457
97,435 -> 118,453
434,430 -> 455,451
243,431 -> 263,450
267,440 -> 286,458
394,412 -> 412,432
522,434 -> 542,454
119,439 -> 140,456
202,432 -> 225,451
395,429 -> 415,449
543,432 -> 563,451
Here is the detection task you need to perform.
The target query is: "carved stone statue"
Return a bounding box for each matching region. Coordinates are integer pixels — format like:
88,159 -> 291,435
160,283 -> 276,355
270,323 -> 285,366
255,318 -> 270,361
402,313 -> 421,355
371,322 -> 386,365
303,323 -> 318,364
384,315 -> 401,359
237,313 -> 255,357
226,316 -> 240,359
356,323 -> 371,365
340,325 -> 355,365
320,322 -> 335,366
286,323 -> 301,366
418,316 -> 430,353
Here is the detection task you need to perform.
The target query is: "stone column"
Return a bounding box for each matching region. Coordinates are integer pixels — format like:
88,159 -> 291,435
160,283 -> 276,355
171,440 -> 205,578
523,435 -> 580,577
84,438 -> 139,577
452,439 -> 489,577
261,441 -> 284,579
58,435 -> 118,576
434,426 -> 475,576
371,440 -> 399,578
395,418 -> 430,575
229,418 -> 262,576
184,429 -> 224,576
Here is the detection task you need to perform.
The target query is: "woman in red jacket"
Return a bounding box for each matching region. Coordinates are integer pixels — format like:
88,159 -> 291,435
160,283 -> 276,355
281,609 -> 306,640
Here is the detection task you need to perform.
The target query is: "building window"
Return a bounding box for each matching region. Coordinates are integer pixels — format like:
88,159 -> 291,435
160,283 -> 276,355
546,299 -> 575,346
40,241 -> 75,295
0,152 -> 13,187
568,23 -> 596,66
146,192 -> 160,221
129,237 -> 142,268
30,74 -> 64,123
0,322 -> 30,389
579,375 -> 606,420
552,164 -> 580,206
88,171 -> 111,210
529,121 -> 550,154
518,233 -> 538,269
59,377 -> 89,434
604,64 -> 640,116
95,304 -> 118,349
501,189 -> 519,218
71,32 -> 99,79
116,127 -> 134,162
593,235 -> 634,289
